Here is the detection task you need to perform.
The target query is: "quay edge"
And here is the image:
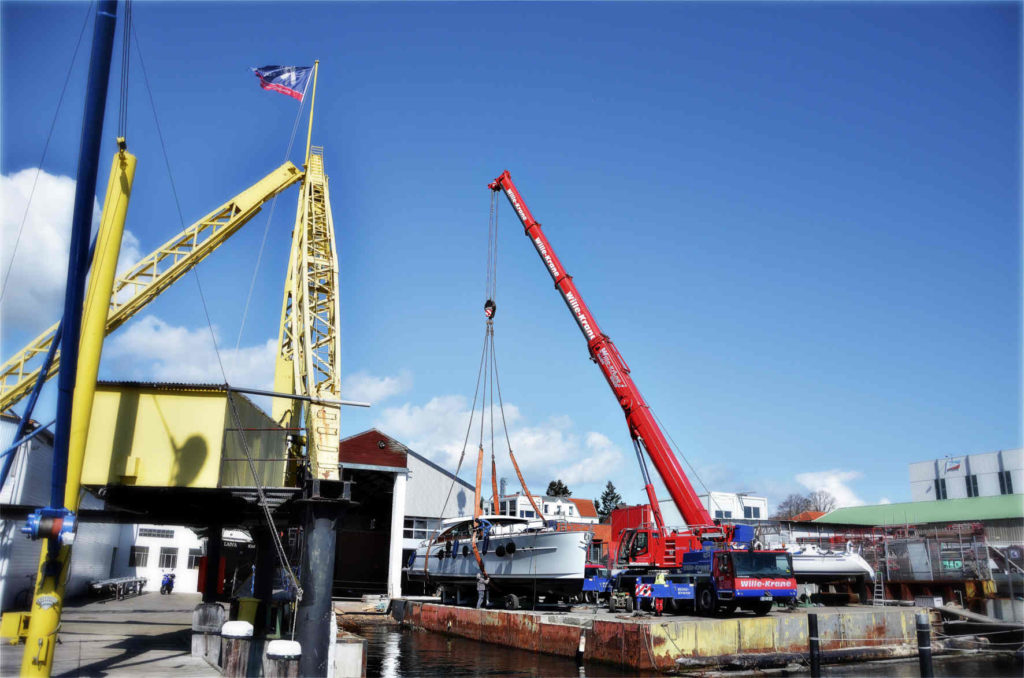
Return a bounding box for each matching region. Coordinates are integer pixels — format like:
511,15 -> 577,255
390,600 -> 929,673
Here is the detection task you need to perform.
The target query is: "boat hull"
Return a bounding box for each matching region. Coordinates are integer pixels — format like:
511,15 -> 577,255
790,550 -> 875,582
407,529 -> 589,598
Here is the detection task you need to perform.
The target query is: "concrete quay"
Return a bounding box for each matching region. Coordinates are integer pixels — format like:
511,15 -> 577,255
391,599 -> 926,673
1,592 -> 218,677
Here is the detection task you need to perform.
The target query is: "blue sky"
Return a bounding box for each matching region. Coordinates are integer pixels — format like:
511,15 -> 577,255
2,1 -> 1020,515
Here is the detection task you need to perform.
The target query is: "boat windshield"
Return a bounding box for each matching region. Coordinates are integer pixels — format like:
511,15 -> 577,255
732,552 -> 792,578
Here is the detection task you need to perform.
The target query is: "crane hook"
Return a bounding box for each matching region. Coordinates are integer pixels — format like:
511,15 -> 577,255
484,299 -> 496,319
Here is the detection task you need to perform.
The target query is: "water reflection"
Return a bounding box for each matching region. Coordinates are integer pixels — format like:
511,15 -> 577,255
361,623 -> 1017,678
361,624 -> 657,677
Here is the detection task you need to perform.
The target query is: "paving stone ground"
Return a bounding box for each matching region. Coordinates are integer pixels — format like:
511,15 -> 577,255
2,592 -> 219,677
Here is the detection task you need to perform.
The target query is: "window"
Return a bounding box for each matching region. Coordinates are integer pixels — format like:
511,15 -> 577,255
520,510 -> 535,518
934,478 -> 947,500
158,547 -> 178,569
743,506 -> 761,519
403,517 -> 439,541
999,471 -> 1013,495
128,546 -> 148,567
965,474 -> 979,498
714,510 -> 733,519
187,548 -> 203,569
138,527 -> 175,539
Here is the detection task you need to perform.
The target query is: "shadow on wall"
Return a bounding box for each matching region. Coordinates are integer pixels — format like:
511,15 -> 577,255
109,391 -> 208,486
154,399 -> 207,487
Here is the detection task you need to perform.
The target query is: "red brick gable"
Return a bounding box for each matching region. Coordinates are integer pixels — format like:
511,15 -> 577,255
569,498 -> 598,518
338,429 -> 408,469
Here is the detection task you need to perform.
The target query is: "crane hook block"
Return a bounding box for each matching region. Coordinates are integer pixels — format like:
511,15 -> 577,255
484,299 -> 496,319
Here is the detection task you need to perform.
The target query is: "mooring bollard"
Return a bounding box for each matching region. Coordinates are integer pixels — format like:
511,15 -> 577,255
221,620 -> 254,678
264,639 -> 302,678
916,611 -> 933,678
807,612 -> 821,678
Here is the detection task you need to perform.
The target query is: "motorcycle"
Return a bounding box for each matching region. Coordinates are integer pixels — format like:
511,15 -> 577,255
160,572 -> 175,595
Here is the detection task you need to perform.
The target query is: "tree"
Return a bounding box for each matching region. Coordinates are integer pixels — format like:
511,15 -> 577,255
807,489 -> 837,513
772,493 -> 812,519
597,481 -> 623,522
546,479 -> 572,497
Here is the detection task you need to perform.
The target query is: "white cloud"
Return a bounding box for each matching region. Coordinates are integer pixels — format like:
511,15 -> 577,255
879,497 -> 892,505
342,370 -> 412,404
104,315 -> 276,389
1,168 -> 143,334
794,469 -> 865,508
373,394 -> 625,490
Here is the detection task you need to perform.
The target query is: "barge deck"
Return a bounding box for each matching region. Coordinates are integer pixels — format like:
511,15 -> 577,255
391,599 -> 928,673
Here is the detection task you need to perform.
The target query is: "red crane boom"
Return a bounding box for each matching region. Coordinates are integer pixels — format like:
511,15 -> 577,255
489,171 -> 714,530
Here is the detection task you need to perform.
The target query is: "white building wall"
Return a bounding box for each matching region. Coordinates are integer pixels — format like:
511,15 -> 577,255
497,494 -> 598,524
112,524 -> 203,592
401,451 -> 472,551
910,449 -> 1023,502
655,492 -> 768,528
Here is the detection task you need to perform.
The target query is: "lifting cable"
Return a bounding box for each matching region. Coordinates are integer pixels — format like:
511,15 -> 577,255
133,21 -> 302,637
0,2 -> 94,304
428,190 -> 549,580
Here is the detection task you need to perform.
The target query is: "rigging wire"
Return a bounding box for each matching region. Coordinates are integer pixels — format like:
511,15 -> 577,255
650,406 -> 713,499
116,0 -> 131,139
132,22 -> 301,633
0,2 -> 94,304
234,88 -> 307,351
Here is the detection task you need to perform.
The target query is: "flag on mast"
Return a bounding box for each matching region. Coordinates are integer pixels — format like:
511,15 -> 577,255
251,65 -> 313,101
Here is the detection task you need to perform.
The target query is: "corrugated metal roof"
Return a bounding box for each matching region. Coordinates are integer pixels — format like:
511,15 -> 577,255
815,494 -> 1024,526
96,381 -> 230,392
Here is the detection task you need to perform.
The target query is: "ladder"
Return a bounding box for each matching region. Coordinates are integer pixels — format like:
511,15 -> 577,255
873,571 -> 885,606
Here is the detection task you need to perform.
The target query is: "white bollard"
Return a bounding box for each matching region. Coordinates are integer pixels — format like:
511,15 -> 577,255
264,639 -> 302,677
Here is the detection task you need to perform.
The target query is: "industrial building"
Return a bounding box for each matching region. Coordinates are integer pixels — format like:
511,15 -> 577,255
336,429 -> 473,598
910,448 -> 1022,502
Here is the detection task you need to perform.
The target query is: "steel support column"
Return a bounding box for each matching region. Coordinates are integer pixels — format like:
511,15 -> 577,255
296,498 -> 338,677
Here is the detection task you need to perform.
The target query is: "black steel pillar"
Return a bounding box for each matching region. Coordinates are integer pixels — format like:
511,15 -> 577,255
807,612 -> 821,677
204,524 -> 223,603
916,611 -> 933,678
296,498 -> 338,677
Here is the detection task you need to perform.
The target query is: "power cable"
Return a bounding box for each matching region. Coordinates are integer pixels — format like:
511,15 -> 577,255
0,2 -> 94,304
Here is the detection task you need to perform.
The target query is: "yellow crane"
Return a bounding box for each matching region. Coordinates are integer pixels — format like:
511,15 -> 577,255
8,42 -> 341,672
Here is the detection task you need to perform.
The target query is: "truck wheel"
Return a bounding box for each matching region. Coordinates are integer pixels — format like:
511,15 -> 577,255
696,587 -> 716,616
753,601 -> 773,616
504,594 -> 520,610
608,597 -> 618,613
625,596 -> 635,613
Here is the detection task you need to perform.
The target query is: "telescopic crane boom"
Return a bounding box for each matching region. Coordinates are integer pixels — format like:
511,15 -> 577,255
488,171 -> 714,531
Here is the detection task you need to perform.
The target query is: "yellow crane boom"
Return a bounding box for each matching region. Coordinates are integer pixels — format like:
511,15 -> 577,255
0,161 -> 303,414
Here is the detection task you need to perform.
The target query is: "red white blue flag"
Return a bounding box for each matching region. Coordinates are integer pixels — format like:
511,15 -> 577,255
251,65 -> 312,101
944,458 -> 962,473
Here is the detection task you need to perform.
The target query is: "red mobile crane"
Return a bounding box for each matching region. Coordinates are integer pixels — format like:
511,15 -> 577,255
490,171 -> 796,615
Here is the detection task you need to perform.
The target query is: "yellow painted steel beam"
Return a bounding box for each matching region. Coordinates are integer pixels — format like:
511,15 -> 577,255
274,146 -> 341,480
0,161 -> 303,414
21,144 -> 135,676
